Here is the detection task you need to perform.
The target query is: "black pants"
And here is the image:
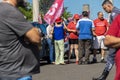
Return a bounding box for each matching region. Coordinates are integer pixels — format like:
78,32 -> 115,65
78,39 -> 92,62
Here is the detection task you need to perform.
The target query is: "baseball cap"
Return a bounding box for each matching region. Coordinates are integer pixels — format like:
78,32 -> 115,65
55,17 -> 63,23
73,14 -> 80,19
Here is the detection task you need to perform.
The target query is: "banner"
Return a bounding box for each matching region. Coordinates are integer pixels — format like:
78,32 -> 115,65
44,0 -> 64,25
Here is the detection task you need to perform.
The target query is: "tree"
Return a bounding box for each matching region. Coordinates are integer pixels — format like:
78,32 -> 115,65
39,0 -> 54,14
62,7 -> 72,20
18,2 -> 33,21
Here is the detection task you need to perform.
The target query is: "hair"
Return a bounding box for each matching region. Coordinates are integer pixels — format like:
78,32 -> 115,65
97,11 -> 103,16
102,0 -> 113,6
82,11 -> 89,17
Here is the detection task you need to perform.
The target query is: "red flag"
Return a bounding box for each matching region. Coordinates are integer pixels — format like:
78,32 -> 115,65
44,0 -> 64,25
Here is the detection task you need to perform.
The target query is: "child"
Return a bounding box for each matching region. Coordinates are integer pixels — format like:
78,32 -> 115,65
53,17 -> 67,65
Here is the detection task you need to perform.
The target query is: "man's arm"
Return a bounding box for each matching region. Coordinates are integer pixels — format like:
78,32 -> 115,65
104,35 -> 120,48
25,27 -> 41,44
63,21 -> 76,32
104,15 -> 120,48
91,20 -> 96,36
76,21 -> 80,30
92,28 -> 97,36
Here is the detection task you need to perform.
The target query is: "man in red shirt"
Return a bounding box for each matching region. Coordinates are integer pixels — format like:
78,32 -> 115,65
92,11 -> 109,63
93,1 -> 120,80
67,14 -> 80,64
104,14 -> 120,80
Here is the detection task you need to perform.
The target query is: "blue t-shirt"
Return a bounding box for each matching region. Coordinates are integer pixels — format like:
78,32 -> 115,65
53,24 -> 64,40
76,18 -> 94,40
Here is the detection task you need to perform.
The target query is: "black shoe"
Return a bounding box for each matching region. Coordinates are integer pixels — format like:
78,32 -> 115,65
92,69 -> 109,80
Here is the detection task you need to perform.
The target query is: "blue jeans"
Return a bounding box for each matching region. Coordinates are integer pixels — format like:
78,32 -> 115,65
47,38 -> 55,63
105,48 -> 116,71
17,76 -> 32,80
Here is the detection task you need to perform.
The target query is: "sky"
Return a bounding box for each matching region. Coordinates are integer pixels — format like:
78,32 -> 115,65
64,0 -> 120,20
28,0 -> 120,20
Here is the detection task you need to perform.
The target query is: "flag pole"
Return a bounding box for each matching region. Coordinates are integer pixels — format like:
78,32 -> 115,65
33,0 -> 39,22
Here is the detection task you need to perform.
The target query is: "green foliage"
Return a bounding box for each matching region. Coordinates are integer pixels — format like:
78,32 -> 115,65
18,1 -> 72,22
39,0 -> 54,14
62,7 -> 72,20
18,3 -> 33,21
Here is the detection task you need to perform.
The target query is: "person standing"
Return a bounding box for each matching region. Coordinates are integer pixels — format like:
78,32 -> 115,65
67,14 -> 80,64
92,11 -> 109,63
46,24 -> 55,64
0,0 -> 41,80
104,14 -> 120,80
76,11 -> 95,64
93,0 -> 120,80
53,17 -> 66,65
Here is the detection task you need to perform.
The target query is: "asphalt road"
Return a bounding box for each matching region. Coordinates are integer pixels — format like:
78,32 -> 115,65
33,53 -> 115,80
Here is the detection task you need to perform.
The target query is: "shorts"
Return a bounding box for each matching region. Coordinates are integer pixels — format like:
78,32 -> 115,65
93,36 -> 107,49
69,39 -> 78,44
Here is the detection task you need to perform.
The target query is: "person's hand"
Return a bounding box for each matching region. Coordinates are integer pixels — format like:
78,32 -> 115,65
63,21 -> 65,24
93,33 -> 97,37
72,30 -> 77,33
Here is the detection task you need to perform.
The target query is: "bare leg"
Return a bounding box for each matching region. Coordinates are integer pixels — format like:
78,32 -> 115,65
74,44 -> 79,61
101,48 -> 105,62
68,44 -> 74,62
101,49 -> 105,59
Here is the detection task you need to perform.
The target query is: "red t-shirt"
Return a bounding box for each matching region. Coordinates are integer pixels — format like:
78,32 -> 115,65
106,14 -> 120,67
107,15 -> 120,37
67,21 -> 78,39
94,18 -> 108,36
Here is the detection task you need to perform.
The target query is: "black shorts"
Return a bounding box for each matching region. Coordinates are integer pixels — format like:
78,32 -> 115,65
69,39 -> 78,44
